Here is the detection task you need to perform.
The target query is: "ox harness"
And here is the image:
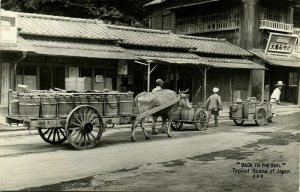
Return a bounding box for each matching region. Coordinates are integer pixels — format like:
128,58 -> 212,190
134,96 -> 181,122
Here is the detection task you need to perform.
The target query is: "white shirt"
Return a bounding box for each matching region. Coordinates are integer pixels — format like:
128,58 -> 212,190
152,86 -> 162,93
270,87 -> 281,101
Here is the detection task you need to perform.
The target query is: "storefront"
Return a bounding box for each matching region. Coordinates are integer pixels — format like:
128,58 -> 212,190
251,33 -> 300,104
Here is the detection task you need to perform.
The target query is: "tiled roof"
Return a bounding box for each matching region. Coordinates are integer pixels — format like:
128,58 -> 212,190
144,0 -> 166,7
178,35 -> 252,56
24,36 -> 124,52
18,12 -> 118,40
251,49 -> 300,68
128,49 -> 200,59
128,49 -> 209,65
205,57 -> 266,69
21,36 -> 136,60
107,25 -> 194,49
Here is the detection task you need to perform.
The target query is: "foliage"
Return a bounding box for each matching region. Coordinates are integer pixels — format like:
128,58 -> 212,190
1,0 -> 152,27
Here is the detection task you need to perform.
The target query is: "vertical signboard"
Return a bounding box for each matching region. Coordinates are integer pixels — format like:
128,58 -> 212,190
0,10 -> 17,45
118,60 -> 128,75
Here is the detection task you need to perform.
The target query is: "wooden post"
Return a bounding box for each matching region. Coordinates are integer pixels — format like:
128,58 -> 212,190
204,67 -> 207,103
261,70 -> 265,102
174,66 -> 178,92
147,63 -> 150,92
91,67 -> 95,90
37,66 -> 40,89
50,66 -> 54,89
298,69 -> 300,106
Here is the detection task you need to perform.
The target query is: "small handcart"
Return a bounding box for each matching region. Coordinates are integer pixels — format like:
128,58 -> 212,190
170,104 -> 208,131
229,97 -> 273,126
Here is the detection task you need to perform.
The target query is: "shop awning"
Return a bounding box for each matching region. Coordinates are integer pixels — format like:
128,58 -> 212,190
205,57 -> 266,70
251,50 -> 300,68
128,49 -> 210,65
20,36 -> 137,60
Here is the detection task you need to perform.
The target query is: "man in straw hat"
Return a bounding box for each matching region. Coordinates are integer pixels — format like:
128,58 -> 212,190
270,81 -> 284,116
151,78 -> 164,134
152,79 -> 164,93
205,87 -> 223,128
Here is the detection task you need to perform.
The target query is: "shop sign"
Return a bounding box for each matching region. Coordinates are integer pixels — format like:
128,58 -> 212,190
265,33 -> 298,55
118,60 -> 128,75
0,10 -> 17,44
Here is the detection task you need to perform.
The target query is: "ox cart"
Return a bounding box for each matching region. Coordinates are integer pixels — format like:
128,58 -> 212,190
6,90 -> 186,149
6,90 -> 134,150
229,97 -> 273,126
170,104 -> 208,131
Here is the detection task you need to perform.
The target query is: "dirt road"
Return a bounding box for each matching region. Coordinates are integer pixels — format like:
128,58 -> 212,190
0,113 -> 299,191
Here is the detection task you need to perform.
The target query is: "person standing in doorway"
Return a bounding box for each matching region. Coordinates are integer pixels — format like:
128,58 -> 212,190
205,87 -> 223,128
270,81 -> 284,116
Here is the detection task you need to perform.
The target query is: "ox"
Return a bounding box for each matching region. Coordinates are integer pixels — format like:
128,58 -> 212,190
131,89 -> 191,142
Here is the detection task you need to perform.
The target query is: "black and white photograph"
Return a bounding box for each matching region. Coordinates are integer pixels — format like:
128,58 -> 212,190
0,0 -> 299,191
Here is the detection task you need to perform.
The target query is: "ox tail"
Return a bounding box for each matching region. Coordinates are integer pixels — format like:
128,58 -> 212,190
131,91 -> 147,121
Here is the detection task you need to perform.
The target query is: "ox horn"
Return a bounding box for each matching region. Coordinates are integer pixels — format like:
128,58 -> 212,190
184,88 -> 189,93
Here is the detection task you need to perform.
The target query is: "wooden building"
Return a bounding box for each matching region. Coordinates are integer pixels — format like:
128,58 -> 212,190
0,10 -> 136,108
146,0 -> 300,104
0,9 -> 263,110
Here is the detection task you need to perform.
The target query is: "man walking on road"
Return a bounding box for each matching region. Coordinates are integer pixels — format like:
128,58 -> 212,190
270,81 -> 284,116
205,87 -> 223,128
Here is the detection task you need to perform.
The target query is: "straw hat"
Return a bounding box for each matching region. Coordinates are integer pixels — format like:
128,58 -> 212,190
213,87 -> 219,93
156,79 -> 164,84
275,81 -> 284,86
236,98 -> 243,103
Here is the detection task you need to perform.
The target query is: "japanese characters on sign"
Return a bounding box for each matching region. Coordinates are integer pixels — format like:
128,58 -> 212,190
265,33 -> 298,55
118,60 -> 128,75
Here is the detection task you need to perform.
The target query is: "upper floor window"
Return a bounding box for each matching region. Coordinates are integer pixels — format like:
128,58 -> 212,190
260,7 -> 287,23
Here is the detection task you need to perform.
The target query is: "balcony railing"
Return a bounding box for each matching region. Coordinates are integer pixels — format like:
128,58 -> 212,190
294,27 -> 300,36
259,19 -> 293,33
172,20 -> 239,34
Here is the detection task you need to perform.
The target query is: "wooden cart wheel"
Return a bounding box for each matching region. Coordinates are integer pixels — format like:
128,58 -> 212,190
195,109 -> 207,131
65,105 -> 104,150
255,108 -> 267,126
233,119 -> 244,126
38,127 -> 67,144
171,121 -> 183,131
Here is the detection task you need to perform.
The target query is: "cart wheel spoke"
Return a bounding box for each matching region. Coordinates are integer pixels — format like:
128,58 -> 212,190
38,127 -> 67,145
255,108 -> 267,126
52,129 -> 56,142
65,105 -> 104,150
88,114 -> 96,123
86,109 -> 92,121
57,130 -> 61,141
87,134 -> 92,144
70,129 -> 80,138
47,129 -> 54,140
195,109 -> 207,131
73,115 -> 82,124
89,132 -> 96,140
